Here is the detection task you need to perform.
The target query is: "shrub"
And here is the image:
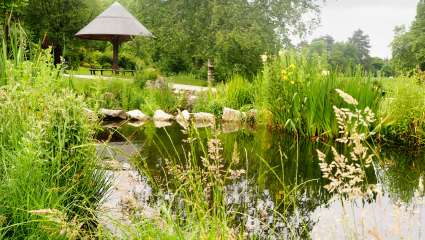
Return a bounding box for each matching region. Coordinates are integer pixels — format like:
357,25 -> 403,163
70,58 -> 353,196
135,67 -> 160,89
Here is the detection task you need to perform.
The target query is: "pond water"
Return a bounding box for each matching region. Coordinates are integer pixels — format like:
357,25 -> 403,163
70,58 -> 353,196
98,121 -> 425,239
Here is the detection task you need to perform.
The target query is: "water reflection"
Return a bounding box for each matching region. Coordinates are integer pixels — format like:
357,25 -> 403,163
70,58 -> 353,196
97,122 -> 425,238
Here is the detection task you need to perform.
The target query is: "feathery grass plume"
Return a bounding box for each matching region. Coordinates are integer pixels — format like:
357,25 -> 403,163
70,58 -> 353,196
317,89 -> 376,198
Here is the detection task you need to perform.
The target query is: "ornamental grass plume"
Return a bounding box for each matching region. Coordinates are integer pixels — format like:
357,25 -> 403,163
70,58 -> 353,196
29,209 -> 82,239
317,89 -> 376,197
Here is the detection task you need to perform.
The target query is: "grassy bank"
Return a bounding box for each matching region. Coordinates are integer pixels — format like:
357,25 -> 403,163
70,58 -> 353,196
0,30 -> 108,239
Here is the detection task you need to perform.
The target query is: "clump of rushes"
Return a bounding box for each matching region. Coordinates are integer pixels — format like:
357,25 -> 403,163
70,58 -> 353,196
255,51 -> 381,139
317,89 -> 377,198
0,34 -> 108,238
379,76 -> 425,147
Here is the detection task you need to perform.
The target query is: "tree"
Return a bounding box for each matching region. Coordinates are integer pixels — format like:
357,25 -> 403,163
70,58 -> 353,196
348,29 -> 371,70
129,0 -> 321,81
391,26 -> 416,73
390,0 -> 425,73
0,0 -> 28,48
22,0 -> 101,64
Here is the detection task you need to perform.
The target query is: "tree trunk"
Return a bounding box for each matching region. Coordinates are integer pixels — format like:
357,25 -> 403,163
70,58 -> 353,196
112,37 -> 120,72
207,58 -> 214,87
53,45 -> 62,66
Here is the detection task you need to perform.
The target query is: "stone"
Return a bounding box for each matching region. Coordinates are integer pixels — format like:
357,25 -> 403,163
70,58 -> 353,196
175,110 -> 191,128
100,108 -> 128,120
126,121 -> 146,128
83,108 -> 98,121
192,112 -> 215,128
222,121 -> 242,134
154,121 -> 173,128
246,109 -> 257,125
222,107 -> 243,122
146,77 -> 168,90
153,110 -> 174,122
127,110 -> 150,121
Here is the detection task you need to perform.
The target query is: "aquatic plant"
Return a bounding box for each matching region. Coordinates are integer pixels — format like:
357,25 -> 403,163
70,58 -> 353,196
317,89 -> 376,197
379,76 -> 425,146
255,51 -> 381,138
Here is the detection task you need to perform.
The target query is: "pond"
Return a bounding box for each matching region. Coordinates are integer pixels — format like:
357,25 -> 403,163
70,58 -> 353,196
97,121 -> 425,239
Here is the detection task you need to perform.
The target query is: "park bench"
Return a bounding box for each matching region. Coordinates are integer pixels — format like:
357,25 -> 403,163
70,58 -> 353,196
89,68 -> 136,76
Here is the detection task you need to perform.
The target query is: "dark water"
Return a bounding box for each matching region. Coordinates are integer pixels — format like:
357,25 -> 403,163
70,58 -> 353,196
98,122 -> 425,239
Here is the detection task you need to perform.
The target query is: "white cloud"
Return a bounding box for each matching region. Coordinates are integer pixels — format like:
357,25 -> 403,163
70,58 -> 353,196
306,0 -> 418,58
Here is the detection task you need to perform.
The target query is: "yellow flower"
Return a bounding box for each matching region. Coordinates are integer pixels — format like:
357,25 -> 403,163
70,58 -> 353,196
289,64 -> 296,71
281,69 -> 288,80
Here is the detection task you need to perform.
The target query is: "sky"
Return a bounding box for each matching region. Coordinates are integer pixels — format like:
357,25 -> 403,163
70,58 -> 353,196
306,0 -> 419,58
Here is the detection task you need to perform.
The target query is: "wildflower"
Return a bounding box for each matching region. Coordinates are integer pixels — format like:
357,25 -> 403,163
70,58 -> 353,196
288,64 -> 296,71
335,89 -> 358,105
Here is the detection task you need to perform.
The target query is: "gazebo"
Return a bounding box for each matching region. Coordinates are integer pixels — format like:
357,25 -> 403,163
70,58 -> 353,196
76,2 -> 152,71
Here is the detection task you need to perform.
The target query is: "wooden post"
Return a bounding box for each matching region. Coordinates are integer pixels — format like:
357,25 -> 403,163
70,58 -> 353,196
112,37 -> 120,72
208,59 -> 214,87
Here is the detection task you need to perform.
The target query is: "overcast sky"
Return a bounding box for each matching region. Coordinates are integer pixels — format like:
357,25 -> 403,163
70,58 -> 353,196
307,0 -> 419,58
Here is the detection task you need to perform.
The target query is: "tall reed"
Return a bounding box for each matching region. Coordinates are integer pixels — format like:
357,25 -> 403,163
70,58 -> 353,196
0,26 -> 109,239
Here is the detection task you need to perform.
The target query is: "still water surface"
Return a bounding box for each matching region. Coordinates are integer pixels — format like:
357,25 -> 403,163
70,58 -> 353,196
98,122 -> 425,239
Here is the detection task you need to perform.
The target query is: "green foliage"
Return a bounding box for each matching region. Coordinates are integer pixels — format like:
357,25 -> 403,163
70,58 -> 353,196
391,1 -> 425,74
218,75 -> 254,109
167,73 -> 207,87
192,91 -> 225,116
131,0 -> 320,81
391,26 -> 417,74
67,78 -> 145,110
0,39 -> 108,238
380,77 -> 425,146
303,30 -> 392,76
22,0 -> 102,63
256,51 -> 381,137
135,67 -> 159,89
141,86 -> 178,115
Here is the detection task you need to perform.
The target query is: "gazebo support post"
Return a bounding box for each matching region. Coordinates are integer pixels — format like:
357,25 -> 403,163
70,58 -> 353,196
112,37 -> 120,73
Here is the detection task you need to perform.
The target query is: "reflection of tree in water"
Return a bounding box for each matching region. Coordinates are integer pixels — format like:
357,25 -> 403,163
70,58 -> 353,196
376,147 -> 425,203
112,124 -> 367,237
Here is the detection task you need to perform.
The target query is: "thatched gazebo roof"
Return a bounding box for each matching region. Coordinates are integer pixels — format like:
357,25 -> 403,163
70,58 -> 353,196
76,2 -> 152,70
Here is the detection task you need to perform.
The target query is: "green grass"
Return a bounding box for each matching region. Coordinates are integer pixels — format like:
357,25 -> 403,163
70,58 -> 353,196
167,73 -> 208,87
0,26 -> 109,239
69,66 -> 135,79
379,77 -> 425,146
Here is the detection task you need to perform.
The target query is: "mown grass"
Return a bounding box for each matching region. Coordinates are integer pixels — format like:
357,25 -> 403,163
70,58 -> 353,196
167,73 -> 208,87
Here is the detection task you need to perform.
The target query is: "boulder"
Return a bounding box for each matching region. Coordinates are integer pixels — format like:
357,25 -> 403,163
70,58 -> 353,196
100,108 -> 128,120
245,109 -> 257,125
192,112 -> 215,128
222,107 -> 243,122
222,121 -> 242,134
127,110 -> 150,121
153,110 -> 174,121
154,121 -> 173,128
83,108 -> 98,121
175,110 -> 191,128
126,121 -> 147,128
146,77 -> 168,90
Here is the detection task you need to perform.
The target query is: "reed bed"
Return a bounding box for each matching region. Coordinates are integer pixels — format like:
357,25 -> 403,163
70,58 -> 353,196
0,26 -> 109,239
